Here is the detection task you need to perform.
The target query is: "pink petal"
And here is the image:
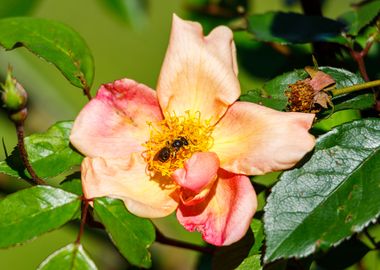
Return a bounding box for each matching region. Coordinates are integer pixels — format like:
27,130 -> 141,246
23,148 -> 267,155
70,79 -> 162,158
172,152 -> 219,193
81,154 -> 179,218
157,14 -> 240,124
211,101 -> 315,175
177,170 -> 257,246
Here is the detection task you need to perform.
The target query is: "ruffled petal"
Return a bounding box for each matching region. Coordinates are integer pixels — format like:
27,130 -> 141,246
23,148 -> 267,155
211,102 -> 315,175
70,79 -> 162,158
177,170 -> 257,246
172,152 -> 219,193
81,154 -> 179,218
157,14 -> 240,124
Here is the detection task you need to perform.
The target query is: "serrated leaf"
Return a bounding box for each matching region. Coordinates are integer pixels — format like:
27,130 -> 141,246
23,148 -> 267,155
0,121 -> 83,179
264,119 -> 380,262
0,186 -> 80,248
247,12 -> 347,45
93,197 -> 155,268
236,255 -> 262,270
37,243 -> 97,270
97,0 -> 148,29
0,0 -> 39,18
339,0 -> 380,36
240,67 -> 364,111
0,17 -> 94,89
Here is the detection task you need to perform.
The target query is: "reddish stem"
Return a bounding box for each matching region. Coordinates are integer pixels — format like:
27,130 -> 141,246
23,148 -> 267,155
155,227 -> 215,254
76,199 -> 89,244
15,123 -> 46,185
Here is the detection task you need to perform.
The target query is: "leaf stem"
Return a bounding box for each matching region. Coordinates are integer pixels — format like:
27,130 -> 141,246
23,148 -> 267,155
155,227 -> 214,254
330,80 -> 380,97
15,123 -> 46,185
76,199 -> 89,244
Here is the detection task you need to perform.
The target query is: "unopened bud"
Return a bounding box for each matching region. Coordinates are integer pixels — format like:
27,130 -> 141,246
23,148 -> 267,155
1,66 -> 28,111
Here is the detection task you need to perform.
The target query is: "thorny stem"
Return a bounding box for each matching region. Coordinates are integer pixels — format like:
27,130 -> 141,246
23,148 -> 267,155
155,226 -> 215,254
15,123 -> 46,185
350,49 -> 370,82
330,80 -> 380,97
76,199 -> 89,244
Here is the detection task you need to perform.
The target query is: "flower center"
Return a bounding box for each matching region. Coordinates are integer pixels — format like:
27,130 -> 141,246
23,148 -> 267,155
143,111 -> 214,177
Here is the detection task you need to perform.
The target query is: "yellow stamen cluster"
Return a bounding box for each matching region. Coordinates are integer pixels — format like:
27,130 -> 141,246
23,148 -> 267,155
142,111 -> 214,177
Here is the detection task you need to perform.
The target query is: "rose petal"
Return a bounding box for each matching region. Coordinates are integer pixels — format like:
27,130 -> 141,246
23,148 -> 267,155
177,170 -> 257,246
172,152 -> 219,193
157,14 -> 240,124
81,154 -> 179,218
70,79 -> 162,158
211,101 -> 315,175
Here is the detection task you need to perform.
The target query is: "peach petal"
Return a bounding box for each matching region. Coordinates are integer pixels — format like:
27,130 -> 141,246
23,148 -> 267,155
157,14 -> 240,124
177,170 -> 257,246
70,79 -> 162,158
211,101 -> 315,175
81,154 -> 179,218
172,152 -> 219,193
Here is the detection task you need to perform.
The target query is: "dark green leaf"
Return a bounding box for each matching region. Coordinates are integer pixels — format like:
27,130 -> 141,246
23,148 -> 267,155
94,197 -> 155,268
0,0 -> 40,18
319,67 -> 365,88
0,17 -> 94,89
97,0 -> 148,29
235,255 -> 262,270
0,121 -> 83,179
328,93 -> 375,114
37,243 -> 97,270
264,119 -> 380,262
247,12 -> 346,44
339,0 -> 380,36
0,186 -> 80,248
60,173 -> 83,196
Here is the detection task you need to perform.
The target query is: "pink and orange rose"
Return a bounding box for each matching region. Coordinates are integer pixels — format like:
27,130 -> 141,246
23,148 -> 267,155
70,15 -> 315,246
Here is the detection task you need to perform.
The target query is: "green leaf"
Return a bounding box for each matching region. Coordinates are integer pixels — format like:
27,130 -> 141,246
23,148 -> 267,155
97,0 -> 148,29
249,219 -> 265,255
247,12 -> 347,45
319,67 -> 365,88
235,255 -> 262,270
37,243 -> 97,270
339,0 -> 380,36
0,17 -> 94,89
0,186 -> 80,248
60,173 -> 83,196
264,119 -> 380,262
0,0 -> 40,18
328,93 -> 375,114
93,197 -> 155,268
0,121 -> 83,179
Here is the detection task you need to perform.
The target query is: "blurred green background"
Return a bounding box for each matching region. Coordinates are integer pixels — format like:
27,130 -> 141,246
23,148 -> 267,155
1,0 -> 378,269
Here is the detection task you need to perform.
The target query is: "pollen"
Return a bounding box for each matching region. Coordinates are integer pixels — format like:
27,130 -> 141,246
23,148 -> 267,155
142,111 -> 214,177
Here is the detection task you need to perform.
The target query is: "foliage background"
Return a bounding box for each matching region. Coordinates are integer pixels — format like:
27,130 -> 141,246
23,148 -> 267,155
0,0 -> 379,269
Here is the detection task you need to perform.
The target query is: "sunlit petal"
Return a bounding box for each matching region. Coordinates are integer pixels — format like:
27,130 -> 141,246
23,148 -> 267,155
70,79 -> 162,158
211,101 -> 315,175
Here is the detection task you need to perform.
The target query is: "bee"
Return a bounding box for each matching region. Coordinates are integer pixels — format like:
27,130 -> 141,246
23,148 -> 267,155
154,136 -> 189,163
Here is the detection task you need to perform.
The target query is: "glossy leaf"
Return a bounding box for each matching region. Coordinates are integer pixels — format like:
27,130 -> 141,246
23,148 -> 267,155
264,119 -> 380,262
37,243 -> 97,270
0,186 -> 80,248
339,0 -> 380,36
0,17 -> 94,89
0,0 -> 40,18
240,67 -> 364,111
247,12 -> 346,44
97,0 -> 148,29
0,121 -> 83,179
93,197 -> 155,268
60,173 -> 83,196
327,93 -> 375,114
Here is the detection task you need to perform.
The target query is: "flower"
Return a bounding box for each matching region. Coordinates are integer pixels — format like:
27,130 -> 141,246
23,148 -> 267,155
70,15 -> 315,246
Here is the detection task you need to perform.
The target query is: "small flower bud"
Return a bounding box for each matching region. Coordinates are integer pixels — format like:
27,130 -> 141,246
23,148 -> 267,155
9,107 -> 28,124
1,66 -> 28,111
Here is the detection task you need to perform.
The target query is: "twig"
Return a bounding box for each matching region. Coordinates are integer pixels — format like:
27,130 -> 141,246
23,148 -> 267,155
155,226 -> 215,254
76,199 -> 89,244
350,49 -> 370,82
15,123 -> 46,185
330,80 -> 380,96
